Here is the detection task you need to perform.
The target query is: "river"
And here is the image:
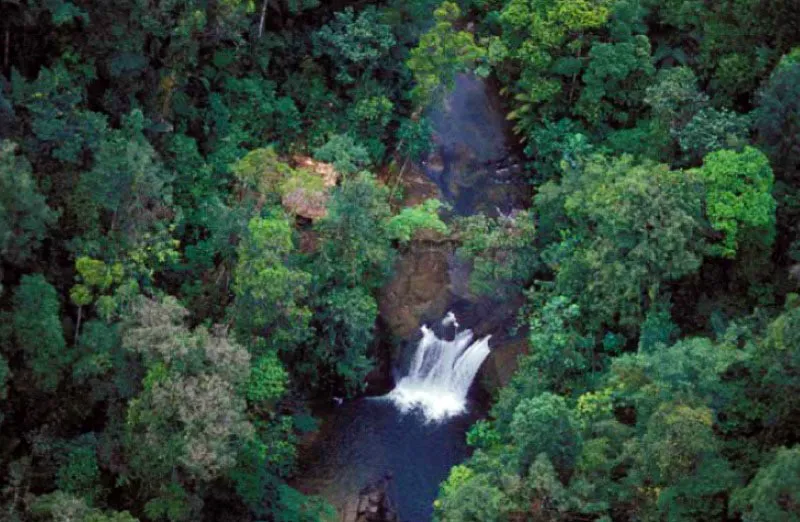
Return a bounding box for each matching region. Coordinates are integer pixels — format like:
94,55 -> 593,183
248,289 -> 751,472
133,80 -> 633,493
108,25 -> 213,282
293,74 -> 527,522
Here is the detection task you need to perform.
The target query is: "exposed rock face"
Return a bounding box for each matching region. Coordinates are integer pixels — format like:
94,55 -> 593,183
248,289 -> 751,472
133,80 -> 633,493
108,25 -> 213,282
281,188 -> 329,220
378,241 -> 453,340
479,337 -> 528,390
281,156 -> 340,220
292,156 -> 339,187
340,474 -> 399,522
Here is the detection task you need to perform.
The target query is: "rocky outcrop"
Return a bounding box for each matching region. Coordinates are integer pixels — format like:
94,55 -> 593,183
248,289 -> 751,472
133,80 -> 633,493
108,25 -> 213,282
341,474 -> 399,522
378,241 -> 454,340
479,336 -> 528,390
281,156 -> 340,220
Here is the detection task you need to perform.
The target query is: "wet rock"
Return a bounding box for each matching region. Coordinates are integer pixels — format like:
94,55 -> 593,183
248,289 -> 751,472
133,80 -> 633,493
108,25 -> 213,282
351,474 -> 399,522
479,336 -> 528,390
379,242 -> 453,340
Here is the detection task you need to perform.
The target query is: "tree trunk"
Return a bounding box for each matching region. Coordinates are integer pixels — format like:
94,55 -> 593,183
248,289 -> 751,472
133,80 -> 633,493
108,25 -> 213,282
74,305 -> 83,345
3,26 -> 9,73
258,0 -> 269,38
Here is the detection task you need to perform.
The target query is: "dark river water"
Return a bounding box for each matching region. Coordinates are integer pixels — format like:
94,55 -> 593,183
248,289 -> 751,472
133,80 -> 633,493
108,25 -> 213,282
295,397 -> 483,521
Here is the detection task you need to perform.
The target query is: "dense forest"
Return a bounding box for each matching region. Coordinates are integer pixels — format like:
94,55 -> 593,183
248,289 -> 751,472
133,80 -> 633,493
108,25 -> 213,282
0,0 -> 799,521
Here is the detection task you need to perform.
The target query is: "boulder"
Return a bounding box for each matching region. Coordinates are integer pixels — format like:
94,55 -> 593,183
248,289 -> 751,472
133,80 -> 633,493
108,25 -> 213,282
354,474 -> 399,522
281,188 -> 329,220
281,156 -> 340,220
292,156 -> 339,187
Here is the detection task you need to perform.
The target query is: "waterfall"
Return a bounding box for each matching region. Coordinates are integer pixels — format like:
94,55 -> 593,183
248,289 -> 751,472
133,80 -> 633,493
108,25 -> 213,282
388,314 -> 491,421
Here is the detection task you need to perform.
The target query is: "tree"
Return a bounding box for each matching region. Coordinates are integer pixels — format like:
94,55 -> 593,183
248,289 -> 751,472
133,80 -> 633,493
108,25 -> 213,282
434,465 -> 509,522
540,154 -> 705,332
0,141 -> 58,269
10,62 -> 107,164
313,286 -> 377,395
678,108 -> 751,163
731,446 -> 800,522
755,50 -> 800,179
577,35 -> 655,125
233,215 -> 312,353
312,134 -> 372,175
645,67 -> 708,131
314,172 -> 395,290
510,393 -> 582,478
122,297 -> 254,518
637,402 -> 739,520
313,7 -> 396,85
746,301 -> 800,446
12,275 -> 71,392
525,296 -> 595,393
386,199 -> 449,243
694,146 -> 776,258
30,491 -> 138,522
73,109 -> 173,250
455,210 -> 537,297
407,1 -> 487,105
495,0 -> 613,135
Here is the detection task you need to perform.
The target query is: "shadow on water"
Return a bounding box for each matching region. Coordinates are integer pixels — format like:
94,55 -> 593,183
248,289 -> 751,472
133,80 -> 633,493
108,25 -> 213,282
295,398 -> 482,521
422,74 -> 528,217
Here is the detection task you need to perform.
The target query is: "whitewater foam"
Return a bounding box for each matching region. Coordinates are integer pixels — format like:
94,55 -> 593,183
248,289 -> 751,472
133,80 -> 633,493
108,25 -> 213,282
388,317 -> 491,422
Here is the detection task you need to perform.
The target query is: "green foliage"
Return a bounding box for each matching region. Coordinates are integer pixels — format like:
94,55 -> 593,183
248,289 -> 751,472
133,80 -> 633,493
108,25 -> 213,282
313,286 -> 377,396
71,320 -> 120,385
0,141 -> 58,266
755,52 -> 800,178
434,465 -> 508,522
11,62 -> 107,163
645,66 -> 708,129
524,118 -> 585,180
233,215 -> 312,352
396,117 -> 433,161
74,109 -> 173,246
510,393 -> 582,476
313,7 -> 396,85
70,257 -> 124,307
496,0 -> 612,135
678,108 -> 751,162
538,154 -> 705,332
231,147 -> 291,199
695,146 -> 776,257
314,172 -> 394,289
12,275 -> 70,392
577,35 -> 655,125
5,1 -> 800,521
731,446 -> 800,522
275,484 -> 337,522
386,199 -> 449,242
456,210 -> 538,296
30,492 -> 138,522
123,297 -> 253,492
407,1 -> 488,105
637,300 -> 679,353
312,134 -> 372,175
247,351 -> 288,404
526,296 -> 595,392
56,445 -> 101,503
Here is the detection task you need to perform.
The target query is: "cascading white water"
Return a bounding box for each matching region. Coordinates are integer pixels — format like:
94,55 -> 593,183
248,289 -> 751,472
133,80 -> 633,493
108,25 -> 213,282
388,313 -> 491,421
